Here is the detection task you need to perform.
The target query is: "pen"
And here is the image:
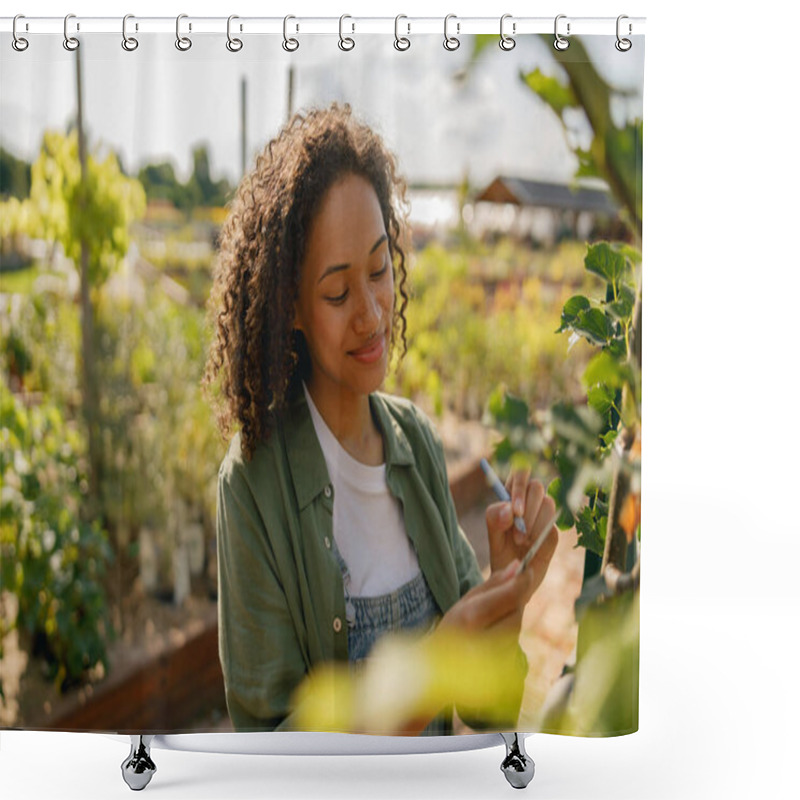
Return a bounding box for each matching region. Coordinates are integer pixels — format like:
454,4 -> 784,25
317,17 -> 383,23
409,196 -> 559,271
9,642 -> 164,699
515,507 -> 560,576
480,458 -> 527,535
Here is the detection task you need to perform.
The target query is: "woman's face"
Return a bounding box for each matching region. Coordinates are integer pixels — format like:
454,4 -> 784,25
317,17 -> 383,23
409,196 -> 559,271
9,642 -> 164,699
294,172 -> 394,404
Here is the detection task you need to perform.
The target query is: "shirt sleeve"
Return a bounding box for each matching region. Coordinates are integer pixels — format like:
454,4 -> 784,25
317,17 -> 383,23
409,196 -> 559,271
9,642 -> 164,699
216,457 -> 308,731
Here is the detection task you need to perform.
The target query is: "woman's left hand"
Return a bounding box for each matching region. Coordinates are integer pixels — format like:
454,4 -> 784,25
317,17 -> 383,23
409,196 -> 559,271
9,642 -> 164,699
485,468 -> 559,591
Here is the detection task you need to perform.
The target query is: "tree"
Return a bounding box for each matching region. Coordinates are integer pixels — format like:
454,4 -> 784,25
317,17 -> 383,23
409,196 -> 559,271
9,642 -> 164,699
23,130 -> 146,506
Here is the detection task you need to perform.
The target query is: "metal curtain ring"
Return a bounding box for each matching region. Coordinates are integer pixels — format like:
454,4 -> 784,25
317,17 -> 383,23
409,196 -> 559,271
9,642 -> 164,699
394,15 -> 410,51
499,14 -> 516,51
12,15 -> 29,51
63,14 -> 79,51
615,15 -> 632,51
339,15 -> 355,51
122,14 -> 139,51
226,15 -> 243,52
175,14 -> 192,51
443,14 -> 460,51
553,14 -> 570,51
283,15 -> 299,51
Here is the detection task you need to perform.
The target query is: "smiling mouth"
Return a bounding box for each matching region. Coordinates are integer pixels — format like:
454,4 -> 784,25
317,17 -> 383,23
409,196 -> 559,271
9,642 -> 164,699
349,332 -> 386,363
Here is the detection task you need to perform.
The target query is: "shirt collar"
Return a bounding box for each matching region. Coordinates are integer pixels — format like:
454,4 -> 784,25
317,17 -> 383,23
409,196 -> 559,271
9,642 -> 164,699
284,389 -> 415,510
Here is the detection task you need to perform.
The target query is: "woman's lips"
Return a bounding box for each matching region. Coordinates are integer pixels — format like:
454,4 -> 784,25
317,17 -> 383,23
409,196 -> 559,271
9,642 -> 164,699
349,334 -> 386,364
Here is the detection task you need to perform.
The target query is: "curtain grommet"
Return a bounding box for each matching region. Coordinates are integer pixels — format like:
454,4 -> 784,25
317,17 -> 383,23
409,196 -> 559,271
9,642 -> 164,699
615,15 -> 632,51
175,14 -> 192,51
554,14 -> 570,51
12,14 -> 29,51
121,14 -> 139,52
394,14 -> 411,51
283,15 -> 299,52
443,14 -> 460,51
226,15 -> 243,52
338,15 -> 355,51
499,14 -> 516,51
63,13 -> 79,51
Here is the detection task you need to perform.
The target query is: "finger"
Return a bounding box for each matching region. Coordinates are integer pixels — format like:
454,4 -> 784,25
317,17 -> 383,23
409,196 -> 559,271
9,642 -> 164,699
524,524 -> 559,594
460,569 -> 528,630
522,480 -> 546,542
530,491 -> 556,542
507,467 -> 532,522
485,500 -> 513,545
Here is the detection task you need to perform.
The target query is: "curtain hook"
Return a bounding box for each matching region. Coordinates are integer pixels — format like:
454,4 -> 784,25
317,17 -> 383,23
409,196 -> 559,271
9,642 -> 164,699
499,14 -> 516,51
283,15 -> 299,52
339,15 -> 355,51
12,14 -> 29,52
394,14 -> 410,51
443,14 -> 460,51
175,14 -> 192,51
63,13 -> 79,51
554,14 -> 570,51
615,15 -> 632,51
122,14 -> 139,52
227,15 -> 243,52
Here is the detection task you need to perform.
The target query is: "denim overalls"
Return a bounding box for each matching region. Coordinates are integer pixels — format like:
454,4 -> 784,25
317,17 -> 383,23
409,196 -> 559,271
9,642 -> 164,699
332,541 -> 451,735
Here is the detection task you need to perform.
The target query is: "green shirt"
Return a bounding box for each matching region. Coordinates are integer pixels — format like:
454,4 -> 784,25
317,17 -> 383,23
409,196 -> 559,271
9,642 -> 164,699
216,390 -> 485,731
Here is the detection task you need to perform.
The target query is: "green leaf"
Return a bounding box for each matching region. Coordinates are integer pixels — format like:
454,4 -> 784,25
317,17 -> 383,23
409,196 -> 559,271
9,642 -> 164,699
587,384 -> 615,416
557,295 -> 591,332
550,403 -> 603,455
573,307 -> 612,347
607,285 -> 636,322
575,506 -> 605,557
547,478 -> 575,529
585,243 -> 629,292
520,68 -> 578,116
582,351 -> 632,391
487,387 -> 530,428
493,437 -> 515,464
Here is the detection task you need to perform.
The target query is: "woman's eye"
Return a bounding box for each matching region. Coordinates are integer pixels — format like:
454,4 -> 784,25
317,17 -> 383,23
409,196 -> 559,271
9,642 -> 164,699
325,290 -> 348,304
371,262 -> 389,280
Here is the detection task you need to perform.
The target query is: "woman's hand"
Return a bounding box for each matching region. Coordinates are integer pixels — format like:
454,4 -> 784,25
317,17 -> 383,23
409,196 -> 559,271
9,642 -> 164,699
485,468 -> 559,594
438,558 -> 535,636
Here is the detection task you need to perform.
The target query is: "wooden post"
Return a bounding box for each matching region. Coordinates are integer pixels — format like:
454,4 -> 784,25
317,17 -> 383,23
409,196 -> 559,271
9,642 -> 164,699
75,43 -> 102,510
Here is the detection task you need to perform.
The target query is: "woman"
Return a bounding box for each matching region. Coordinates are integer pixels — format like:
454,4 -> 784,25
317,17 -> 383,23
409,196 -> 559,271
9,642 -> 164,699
204,104 -> 559,734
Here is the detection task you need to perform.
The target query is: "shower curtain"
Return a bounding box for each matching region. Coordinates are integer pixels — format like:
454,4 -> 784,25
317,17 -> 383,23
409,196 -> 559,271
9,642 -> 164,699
0,15 -> 644,741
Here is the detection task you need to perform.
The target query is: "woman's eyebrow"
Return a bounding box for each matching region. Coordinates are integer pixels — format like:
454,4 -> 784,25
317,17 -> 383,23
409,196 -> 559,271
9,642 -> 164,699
317,234 -> 389,284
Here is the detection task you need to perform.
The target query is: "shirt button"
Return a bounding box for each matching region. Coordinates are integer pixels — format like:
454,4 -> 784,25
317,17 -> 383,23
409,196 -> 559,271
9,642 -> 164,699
324,537 -> 331,549
333,617 -> 342,633
324,485 -> 332,498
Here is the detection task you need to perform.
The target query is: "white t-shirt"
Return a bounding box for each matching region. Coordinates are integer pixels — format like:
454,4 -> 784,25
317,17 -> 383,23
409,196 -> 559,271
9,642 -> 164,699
303,384 -> 421,597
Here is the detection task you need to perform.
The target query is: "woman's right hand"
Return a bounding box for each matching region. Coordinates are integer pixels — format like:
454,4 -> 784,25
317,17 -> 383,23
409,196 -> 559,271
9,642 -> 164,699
437,559 -> 536,637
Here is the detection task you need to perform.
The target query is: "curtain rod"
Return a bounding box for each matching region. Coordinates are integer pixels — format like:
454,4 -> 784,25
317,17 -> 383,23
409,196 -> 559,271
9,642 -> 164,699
1,16 -> 646,37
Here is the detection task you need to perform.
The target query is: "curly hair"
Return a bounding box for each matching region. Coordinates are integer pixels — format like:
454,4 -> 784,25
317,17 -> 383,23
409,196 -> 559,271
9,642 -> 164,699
203,104 -> 410,461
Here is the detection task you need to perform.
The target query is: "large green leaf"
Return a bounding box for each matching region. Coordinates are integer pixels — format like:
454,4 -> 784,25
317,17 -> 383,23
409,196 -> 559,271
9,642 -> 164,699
557,295 -> 591,332
587,384 -> 615,417
582,350 -> 633,391
585,243 -> 629,291
573,307 -> 613,347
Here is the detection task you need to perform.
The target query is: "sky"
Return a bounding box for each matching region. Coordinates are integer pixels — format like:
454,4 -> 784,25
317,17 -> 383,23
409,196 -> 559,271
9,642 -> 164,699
0,29 -> 644,188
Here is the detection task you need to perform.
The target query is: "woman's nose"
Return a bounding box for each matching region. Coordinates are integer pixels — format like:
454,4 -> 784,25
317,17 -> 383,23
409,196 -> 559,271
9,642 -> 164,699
352,283 -> 382,333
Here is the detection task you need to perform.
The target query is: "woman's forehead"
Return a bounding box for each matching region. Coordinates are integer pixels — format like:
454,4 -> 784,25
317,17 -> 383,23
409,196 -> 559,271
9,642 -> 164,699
303,174 -> 386,268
